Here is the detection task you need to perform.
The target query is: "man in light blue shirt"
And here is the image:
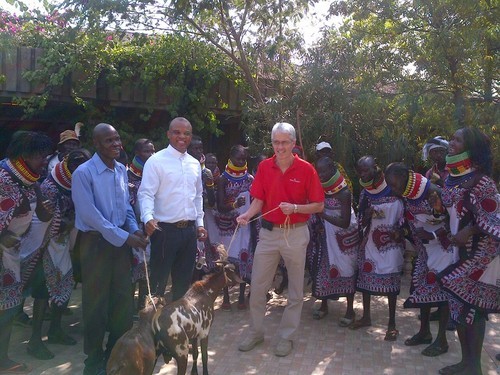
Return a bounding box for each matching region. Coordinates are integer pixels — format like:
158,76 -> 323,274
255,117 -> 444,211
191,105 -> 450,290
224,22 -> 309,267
72,123 -> 148,375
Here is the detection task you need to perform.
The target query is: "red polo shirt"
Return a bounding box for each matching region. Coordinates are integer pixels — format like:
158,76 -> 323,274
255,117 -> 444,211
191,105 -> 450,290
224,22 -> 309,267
250,154 -> 324,225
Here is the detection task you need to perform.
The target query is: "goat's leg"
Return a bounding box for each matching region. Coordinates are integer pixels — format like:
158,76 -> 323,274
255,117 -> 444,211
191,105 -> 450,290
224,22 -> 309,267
200,337 -> 209,375
190,338 -> 199,375
176,354 -> 189,375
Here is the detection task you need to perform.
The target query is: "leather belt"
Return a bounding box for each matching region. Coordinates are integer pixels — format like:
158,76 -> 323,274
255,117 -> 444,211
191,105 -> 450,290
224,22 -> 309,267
275,222 -> 307,229
262,218 -> 307,230
164,220 -> 195,229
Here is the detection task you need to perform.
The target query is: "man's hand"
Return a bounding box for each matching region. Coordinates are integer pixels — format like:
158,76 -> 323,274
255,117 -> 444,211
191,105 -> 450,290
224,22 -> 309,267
236,212 -> 251,225
144,219 -> 161,237
126,231 -> 149,249
197,226 -> 208,240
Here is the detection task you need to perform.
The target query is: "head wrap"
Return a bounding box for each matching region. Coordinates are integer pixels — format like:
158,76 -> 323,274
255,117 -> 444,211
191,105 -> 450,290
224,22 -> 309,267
422,136 -> 449,162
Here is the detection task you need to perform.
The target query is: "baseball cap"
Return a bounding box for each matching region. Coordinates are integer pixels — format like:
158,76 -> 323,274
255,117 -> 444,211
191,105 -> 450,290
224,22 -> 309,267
315,141 -> 332,151
58,130 -> 80,145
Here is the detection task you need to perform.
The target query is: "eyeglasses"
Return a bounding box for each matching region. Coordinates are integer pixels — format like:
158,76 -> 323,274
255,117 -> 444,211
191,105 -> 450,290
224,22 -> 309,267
272,140 -> 293,147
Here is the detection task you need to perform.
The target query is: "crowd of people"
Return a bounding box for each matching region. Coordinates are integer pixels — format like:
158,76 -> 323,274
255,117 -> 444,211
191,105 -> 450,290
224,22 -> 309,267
0,119 -> 498,375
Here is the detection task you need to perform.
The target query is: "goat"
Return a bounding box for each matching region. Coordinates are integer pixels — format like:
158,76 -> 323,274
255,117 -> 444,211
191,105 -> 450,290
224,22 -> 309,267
106,296 -> 167,375
152,245 -> 243,375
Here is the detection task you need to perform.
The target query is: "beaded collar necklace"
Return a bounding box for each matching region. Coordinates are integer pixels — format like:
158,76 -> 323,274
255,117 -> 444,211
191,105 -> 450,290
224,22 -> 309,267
446,151 -> 473,177
223,159 -> 248,181
129,156 -> 144,178
359,172 -> 387,195
403,171 -> 430,200
51,159 -> 72,190
6,158 -> 40,186
322,169 -> 347,195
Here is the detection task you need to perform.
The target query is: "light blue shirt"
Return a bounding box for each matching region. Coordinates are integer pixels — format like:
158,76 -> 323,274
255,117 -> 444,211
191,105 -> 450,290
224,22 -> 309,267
72,153 -> 139,247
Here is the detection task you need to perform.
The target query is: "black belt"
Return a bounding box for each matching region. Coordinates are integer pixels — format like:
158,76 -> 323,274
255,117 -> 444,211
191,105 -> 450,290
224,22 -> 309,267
160,220 -> 195,229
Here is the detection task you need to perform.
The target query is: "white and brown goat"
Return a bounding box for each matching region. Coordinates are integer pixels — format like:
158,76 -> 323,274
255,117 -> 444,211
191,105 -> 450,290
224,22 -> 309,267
152,246 -> 242,375
106,296 -> 167,375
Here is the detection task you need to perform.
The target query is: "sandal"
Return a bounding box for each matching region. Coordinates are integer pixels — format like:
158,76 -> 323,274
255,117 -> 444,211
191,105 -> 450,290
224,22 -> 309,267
384,329 -> 399,341
0,362 -> 31,374
237,302 -> 247,310
27,340 -> 54,360
47,330 -> 77,345
422,342 -> 449,357
438,363 -> 466,375
404,333 -> 432,346
338,316 -> 355,327
349,319 -> 371,330
312,309 -> 328,320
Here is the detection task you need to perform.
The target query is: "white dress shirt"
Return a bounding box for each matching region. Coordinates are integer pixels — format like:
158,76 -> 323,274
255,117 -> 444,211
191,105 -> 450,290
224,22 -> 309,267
138,145 -> 204,227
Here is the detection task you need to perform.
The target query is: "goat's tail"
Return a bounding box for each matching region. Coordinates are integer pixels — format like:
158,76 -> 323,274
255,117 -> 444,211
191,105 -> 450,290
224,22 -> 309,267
151,309 -> 175,364
106,363 -> 124,375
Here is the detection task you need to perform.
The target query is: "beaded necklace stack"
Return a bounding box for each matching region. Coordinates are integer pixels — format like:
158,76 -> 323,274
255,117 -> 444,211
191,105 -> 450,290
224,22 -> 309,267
223,159 -> 248,182
322,170 -> 347,195
359,172 -> 389,196
5,158 -> 40,185
402,171 -> 430,201
51,159 -> 72,190
445,151 -> 473,177
129,156 -> 144,178
445,151 -> 475,189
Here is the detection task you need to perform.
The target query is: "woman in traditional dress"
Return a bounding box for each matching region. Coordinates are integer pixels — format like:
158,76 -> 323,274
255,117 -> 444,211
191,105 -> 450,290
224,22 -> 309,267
0,131 -> 53,374
437,128 -> 499,375
21,149 -> 91,360
201,153 -> 222,271
128,139 -> 155,311
216,145 -> 254,310
307,157 -> 359,325
350,156 -> 405,341
385,163 -> 455,356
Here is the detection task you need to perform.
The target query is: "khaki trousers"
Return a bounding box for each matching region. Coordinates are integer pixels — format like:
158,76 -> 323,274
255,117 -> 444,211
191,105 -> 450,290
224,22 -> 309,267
249,224 -> 310,340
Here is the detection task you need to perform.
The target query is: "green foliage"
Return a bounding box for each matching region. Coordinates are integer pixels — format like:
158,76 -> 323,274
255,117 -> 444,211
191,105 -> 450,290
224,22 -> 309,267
1,5 -> 237,136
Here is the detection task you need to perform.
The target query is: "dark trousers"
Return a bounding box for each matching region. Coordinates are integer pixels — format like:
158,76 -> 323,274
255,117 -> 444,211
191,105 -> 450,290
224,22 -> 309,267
150,223 -> 197,301
79,232 -> 133,368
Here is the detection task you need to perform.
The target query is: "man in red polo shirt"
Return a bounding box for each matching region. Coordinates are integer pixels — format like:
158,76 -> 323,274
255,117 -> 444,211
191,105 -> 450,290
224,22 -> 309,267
237,122 -> 324,357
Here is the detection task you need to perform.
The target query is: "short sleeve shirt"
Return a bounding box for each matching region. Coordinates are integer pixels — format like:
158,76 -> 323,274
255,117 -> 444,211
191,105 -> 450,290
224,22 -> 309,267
250,154 -> 324,224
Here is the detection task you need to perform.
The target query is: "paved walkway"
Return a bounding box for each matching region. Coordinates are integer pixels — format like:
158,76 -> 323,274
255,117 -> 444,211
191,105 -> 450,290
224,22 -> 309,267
8,274 -> 500,375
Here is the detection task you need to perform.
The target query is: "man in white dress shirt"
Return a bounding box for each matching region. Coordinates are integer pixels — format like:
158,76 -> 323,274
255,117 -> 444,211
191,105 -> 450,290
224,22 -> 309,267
138,117 -> 207,300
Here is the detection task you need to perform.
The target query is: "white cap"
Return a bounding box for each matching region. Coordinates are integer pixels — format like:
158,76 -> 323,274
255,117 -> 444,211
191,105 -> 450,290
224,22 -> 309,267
316,141 -> 332,151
